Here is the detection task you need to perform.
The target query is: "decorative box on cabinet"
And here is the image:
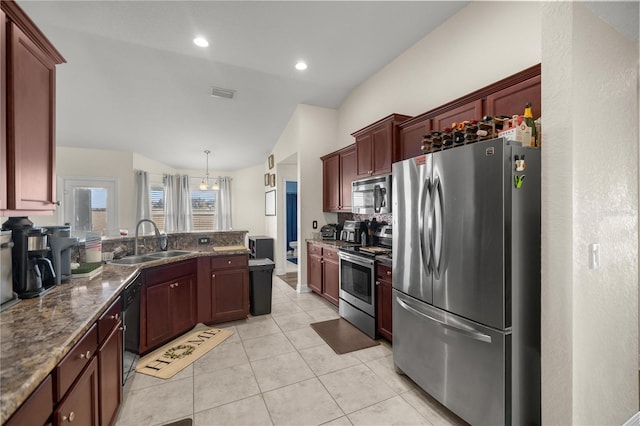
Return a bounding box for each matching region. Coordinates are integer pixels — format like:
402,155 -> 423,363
0,0 -> 65,214
321,144 -> 356,212
352,114 -> 411,178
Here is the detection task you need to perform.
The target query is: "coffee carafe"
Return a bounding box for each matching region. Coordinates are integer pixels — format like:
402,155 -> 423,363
2,217 -> 56,298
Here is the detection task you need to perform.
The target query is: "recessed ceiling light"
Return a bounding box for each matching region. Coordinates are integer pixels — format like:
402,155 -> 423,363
295,61 -> 308,71
193,37 -> 209,47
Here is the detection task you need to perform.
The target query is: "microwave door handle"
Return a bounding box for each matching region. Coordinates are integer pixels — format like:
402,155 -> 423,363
374,185 -> 381,213
418,177 -> 432,273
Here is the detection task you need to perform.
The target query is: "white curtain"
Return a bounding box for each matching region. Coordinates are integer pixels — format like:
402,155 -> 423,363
163,174 -> 177,233
176,175 -> 193,231
135,170 -> 153,234
216,176 -> 232,230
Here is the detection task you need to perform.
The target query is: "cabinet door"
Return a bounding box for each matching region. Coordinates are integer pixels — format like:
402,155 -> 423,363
171,276 -> 196,334
355,133 -> 373,177
371,123 -> 392,175
322,258 -> 339,306
399,119 -> 431,161
307,253 -> 323,295
486,75 -> 541,119
376,280 -> 393,341
55,357 -> 99,426
212,268 -> 249,323
8,23 -> 56,211
5,375 -> 53,426
98,323 -> 122,426
431,100 -> 482,132
322,153 -> 340,212
1,10 -> 6,211
339,146 -> 357,211
197,256 -> 213,323
145,282 -> 172,350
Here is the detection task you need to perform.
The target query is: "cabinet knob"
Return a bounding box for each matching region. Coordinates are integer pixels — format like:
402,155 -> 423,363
63,411 -> 75,422
228,260 -> 232,264
79,350 -> 90,359
386,271 -> 391,276
110,313 -> 119,320
212,274 -> 216,278
375,280 -> 380,286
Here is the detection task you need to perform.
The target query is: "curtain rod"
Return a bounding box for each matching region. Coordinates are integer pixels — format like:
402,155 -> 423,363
138,171 -> 231,180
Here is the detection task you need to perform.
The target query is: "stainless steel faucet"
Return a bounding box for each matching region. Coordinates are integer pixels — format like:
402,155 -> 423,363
134,219 -> 167,255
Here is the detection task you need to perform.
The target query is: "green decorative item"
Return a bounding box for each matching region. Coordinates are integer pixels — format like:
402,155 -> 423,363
163,344 -> 195,360
514,175 -> 526,189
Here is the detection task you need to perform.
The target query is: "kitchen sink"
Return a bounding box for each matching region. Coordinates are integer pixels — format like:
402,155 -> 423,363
146,250 -> 194,258
109,255 -> 156,265
109,250 -> 194,265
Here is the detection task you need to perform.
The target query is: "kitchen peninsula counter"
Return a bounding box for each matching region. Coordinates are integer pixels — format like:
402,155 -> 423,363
0,247 -> 249,424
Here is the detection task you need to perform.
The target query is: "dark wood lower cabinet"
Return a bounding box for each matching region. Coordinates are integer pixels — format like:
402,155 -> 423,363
307,254 -> 323,295
5,375 -> 53,426
322,248 -> 339,306
376,264 -> 393,342
54,356 -> 99,426
98,323 -> 122,426
211,267 -> 249,323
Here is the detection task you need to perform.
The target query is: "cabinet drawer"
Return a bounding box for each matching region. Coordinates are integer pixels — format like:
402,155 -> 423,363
55,324 -> 98,402
211,254 -> 248,270
322,247 -> 339,262
307,243 -> 322,256
146,259 -> 196,284
98,298 -> 121,344
376,264 -> 392,280
5,375 -> 53,426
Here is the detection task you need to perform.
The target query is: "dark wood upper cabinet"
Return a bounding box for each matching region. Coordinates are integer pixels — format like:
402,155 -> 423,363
352,114 -> 411,178
397,64 -> 541,161
398,119 -> 431,162
431,100 -> 483,131
321,144 -> 356,212
486,74 -> 541,119
1,0 -> 65,215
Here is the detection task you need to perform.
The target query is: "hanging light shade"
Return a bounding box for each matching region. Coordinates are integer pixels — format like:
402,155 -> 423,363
200,150 -> 211,190
210,179 -> 219,190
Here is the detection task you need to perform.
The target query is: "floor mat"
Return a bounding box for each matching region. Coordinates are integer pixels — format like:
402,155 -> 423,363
136,324 -> 233,379
277,272 -> 297,290
310,318 -> 379,354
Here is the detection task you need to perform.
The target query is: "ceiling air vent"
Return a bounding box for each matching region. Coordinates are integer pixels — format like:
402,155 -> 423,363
210,87 -> 236,99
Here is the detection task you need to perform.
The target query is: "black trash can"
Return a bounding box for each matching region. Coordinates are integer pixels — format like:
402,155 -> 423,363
248,258 -> 275,315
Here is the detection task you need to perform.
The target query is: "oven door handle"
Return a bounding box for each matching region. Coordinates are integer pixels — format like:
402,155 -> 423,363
338,251 -> 375,267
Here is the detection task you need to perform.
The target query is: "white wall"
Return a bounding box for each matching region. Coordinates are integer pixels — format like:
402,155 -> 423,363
336,1 -> 542,150
542,2 -> 639,424
35,147 -> 265,237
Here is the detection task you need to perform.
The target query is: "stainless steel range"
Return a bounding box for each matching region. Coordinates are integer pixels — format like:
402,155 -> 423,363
338,224 -> 391,339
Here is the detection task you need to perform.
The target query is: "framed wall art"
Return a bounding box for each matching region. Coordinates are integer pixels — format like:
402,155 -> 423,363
268,154 -> 274,169
264,173 -> 270,186
270,173 -> 276,187
265,190 -> 276,216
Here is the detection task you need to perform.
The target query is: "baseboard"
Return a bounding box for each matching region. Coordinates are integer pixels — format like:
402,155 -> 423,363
297,284 -> 311,293
623,411 -> 640,426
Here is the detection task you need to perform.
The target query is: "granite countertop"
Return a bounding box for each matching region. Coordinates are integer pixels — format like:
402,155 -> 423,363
0,248 -> 249,424
305,238 -> 358,248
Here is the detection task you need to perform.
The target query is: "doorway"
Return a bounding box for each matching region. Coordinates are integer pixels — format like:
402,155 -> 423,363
285,180 -> 298,270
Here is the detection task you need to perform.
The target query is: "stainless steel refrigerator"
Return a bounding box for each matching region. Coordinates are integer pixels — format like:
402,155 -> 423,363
392,138 -> 540,426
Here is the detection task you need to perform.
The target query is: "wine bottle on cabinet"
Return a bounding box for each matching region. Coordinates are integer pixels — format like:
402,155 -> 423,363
523,102 -> 537,145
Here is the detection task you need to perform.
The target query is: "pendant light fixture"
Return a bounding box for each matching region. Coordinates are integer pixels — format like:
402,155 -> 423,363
199,150 -> 220,191
199,150 -> 211,190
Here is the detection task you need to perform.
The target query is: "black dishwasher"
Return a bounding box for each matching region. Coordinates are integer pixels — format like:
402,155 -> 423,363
121,273 -> 141,387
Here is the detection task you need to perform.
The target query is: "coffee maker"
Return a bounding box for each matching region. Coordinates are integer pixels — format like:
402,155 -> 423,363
46,226 -> 77,285
2,217 -> 56,298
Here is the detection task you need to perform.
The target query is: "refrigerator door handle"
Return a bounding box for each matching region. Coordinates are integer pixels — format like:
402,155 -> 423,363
418,177 -> 432,273
396,296 -> 492,343
430,176 -> 444,279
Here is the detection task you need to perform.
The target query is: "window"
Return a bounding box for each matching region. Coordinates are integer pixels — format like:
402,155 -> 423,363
148,177 -> 217,231
59,177 -> 118,238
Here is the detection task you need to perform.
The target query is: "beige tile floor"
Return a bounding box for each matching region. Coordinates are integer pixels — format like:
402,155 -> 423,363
115,269 -> 467,426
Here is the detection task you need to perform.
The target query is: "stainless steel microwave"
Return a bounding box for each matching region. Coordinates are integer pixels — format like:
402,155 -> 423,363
351,175 -> 391,214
